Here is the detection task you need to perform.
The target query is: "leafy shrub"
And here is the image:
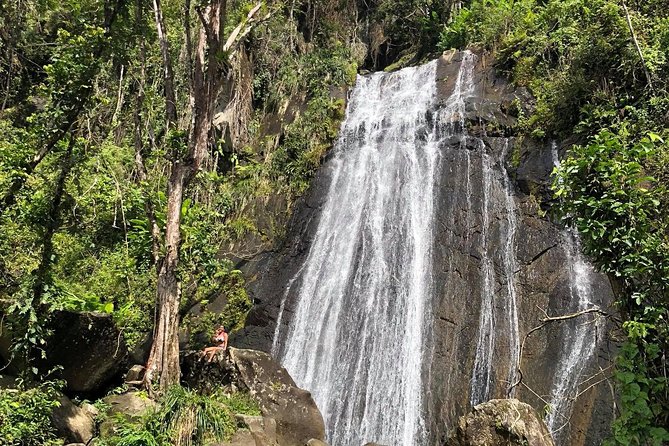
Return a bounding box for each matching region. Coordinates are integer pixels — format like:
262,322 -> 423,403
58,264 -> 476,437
0,382 -> 62,446
183,269 -> 253,350
554,130 -> 669,444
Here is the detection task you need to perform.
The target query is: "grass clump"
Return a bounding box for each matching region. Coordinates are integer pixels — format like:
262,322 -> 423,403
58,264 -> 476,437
101,386 -> 261,446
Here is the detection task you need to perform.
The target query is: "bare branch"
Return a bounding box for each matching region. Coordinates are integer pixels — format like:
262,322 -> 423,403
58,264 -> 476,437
509,306 -> 612,397
540,307 -> 610,323
622,0 -> 654,91
223,2 -> 263,53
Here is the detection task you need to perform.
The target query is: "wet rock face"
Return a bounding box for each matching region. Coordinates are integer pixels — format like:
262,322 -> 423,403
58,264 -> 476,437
426,52 -> 617,446
236,51 -> 617,446
446,399 -> 555,446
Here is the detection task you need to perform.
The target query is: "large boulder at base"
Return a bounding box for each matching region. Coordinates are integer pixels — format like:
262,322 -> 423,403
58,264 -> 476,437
216,415 -> 279,446
446,399 -> 555,446
182,347 -> 325,446
50,394 -> 95,444
229,348 -> 326,445
99,392 -> 157,438
40,311 -> 129,394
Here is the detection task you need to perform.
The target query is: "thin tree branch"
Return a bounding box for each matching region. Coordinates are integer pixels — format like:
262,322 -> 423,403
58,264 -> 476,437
622,0 -> 654,91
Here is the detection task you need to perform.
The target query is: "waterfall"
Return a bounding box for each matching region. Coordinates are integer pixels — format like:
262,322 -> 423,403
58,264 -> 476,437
271,54 -> 604,446
546,148 -> 603,439
470,146 -> 497,406
274,59 -> 442,446
469,139 -> 521,405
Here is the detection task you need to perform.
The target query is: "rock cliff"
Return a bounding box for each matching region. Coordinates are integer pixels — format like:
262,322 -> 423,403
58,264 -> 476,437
234,51 -> 618,445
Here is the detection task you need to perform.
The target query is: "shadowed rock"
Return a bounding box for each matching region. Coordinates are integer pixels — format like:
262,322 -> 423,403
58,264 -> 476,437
50,394 -> 95,444
183,347 -> 325,446
40,311 -> 129,394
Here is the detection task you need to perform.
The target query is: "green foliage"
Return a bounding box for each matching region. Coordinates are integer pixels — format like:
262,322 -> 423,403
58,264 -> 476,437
610,341 -> 669,446
554,130 -> 669,443
101,387 -> 260,446
244,34 -> 355,198
0,381 -> 62,446
440,0 -> 669,138
374,0 -> 450,61
183,269 -> 253,349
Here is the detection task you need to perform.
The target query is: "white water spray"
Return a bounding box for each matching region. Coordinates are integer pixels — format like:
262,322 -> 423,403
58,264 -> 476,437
274,59 -> 444,446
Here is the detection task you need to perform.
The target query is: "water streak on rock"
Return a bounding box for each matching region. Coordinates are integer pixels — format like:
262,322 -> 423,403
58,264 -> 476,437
546,147 -> 603,439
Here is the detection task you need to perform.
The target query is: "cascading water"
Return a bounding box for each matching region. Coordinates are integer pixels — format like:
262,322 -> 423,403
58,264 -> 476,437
545,231 -> 603,438
470,145 -> 497,406
546,147 -> 603,439
270,54 -> 607,446
500,140 -> 521,396
273,59 -> 442,446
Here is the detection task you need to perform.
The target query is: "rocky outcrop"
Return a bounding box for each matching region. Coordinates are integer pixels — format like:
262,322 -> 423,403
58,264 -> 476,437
98,391 -> 157,438
217,415 -> 279,446
446,399 -> 555,446
229,348 -> 326,445
183,347 -> 325,446
50,394 -> 95,444
40,311 -> 129,394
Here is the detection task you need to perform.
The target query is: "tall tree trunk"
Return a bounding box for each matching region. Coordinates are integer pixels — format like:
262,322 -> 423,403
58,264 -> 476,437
145,164 -> 189,390
152,0 -> 178,126
144,0 -> 266,392
144,0 -> 226,392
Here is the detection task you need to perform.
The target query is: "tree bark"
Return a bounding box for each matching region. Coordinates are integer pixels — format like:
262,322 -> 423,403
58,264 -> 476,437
144,0 -> 227,392
152,0 -> 178,126
145,164 -> 189,390
133,0 -> 162,266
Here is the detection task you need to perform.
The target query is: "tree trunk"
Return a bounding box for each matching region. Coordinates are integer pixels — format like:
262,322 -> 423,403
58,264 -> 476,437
144,0 -> 258,393
152,0 -> 178,126
144,164 -> 189,390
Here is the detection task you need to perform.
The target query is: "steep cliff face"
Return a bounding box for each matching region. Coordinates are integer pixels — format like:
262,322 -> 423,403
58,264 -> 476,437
235,51 -> 617,446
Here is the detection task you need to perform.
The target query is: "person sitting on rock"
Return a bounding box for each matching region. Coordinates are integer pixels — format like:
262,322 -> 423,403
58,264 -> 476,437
202,326 -> 228,362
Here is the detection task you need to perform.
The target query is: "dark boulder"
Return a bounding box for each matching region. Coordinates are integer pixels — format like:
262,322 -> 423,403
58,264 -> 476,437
40,311 -> 128,394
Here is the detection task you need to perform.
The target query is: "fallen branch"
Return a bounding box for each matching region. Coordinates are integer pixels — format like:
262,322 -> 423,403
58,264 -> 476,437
509,307 -> 611,396
540,307 -> 610,323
